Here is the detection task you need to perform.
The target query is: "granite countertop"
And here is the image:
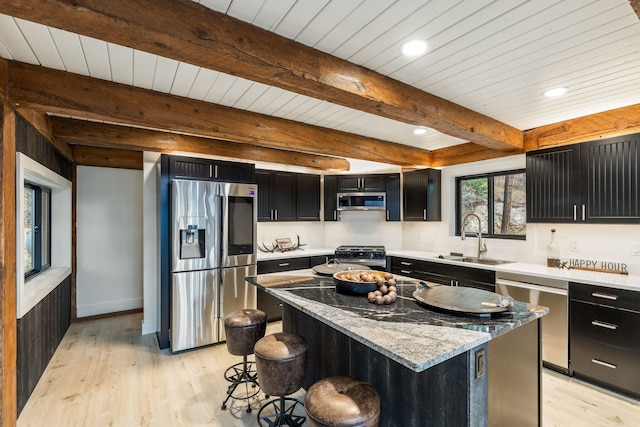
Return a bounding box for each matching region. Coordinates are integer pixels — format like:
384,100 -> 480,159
247,270 -> 547,373
388,250 -> 640,292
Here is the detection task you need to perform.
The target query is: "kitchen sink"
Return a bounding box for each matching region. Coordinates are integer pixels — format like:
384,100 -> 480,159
437,255 -> 515,265
460,257 -> 516,265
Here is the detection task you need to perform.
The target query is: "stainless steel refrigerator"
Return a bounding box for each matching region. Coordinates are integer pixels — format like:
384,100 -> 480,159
170,179 -> 257,352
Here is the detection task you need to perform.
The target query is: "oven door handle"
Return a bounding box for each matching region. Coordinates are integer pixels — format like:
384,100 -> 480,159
495,279 -> 567,296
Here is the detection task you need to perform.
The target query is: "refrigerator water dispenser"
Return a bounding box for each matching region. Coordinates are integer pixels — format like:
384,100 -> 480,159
180,224 -> 205,259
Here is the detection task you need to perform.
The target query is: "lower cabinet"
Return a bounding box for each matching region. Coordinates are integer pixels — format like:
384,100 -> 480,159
569,282 -> 640,398
389,257 -> 496,292
257,255 -> 331,321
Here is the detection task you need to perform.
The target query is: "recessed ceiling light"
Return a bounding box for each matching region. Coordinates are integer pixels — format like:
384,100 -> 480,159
401,39 -> 428,57
542,87 -> 568,98
413,127 -> 428,135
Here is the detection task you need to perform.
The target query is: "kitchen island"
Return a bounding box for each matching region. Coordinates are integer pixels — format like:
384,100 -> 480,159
246,271 -> 548,427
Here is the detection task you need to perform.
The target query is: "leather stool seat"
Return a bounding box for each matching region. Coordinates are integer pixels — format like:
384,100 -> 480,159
305,376 -> 380,427
254,332 -> 308,426
220,309 -> 267,413
224,309 -> 267,356
254,332 -> 308,397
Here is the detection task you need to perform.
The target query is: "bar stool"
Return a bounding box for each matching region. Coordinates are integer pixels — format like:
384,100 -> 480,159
221,309 -> 267,413
254,332 -> 308,426
304,376 -> 380,427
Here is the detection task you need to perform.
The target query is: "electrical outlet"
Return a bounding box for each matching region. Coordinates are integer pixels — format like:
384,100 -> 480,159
475,349 -> 486,379
538,239 -> 548,250
570,240 -> 579,252
632,243 -> 640,256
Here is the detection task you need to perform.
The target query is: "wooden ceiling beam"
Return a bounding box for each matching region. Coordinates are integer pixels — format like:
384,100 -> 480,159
0,58 -> 6,101
523,103 -> 640,151
53,118 -> 351,171
72,146 -> 142,170
8,61 -> 431,167
0,0 -> 523,152
630,0 -> 640,21
430,143 -> 523,168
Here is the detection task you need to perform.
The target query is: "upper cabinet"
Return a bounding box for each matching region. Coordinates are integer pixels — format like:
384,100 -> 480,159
256,170 -> 321,222
296,174 -> 321,221
166,154 -> 256,183
403,169 -> 441,221
527,133 -> 640,223
324,175 -> 339,221
338,175 -> 386,192
385,174 -> 401,221
324,173 -> 401,222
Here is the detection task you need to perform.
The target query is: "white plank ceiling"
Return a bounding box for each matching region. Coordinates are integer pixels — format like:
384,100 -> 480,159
0,0 -> 639,156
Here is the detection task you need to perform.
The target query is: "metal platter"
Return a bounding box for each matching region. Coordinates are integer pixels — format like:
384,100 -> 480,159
413,286 -> 514,316
312,262 -> 370,277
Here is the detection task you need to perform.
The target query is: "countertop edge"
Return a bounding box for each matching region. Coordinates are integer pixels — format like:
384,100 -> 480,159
388,250 -> 640,292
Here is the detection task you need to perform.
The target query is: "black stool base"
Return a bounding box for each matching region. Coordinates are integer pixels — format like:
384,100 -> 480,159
221,357 -> 260,413
257,396 -> 305,427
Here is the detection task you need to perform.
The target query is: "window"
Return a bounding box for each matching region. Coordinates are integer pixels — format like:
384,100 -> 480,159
17,152 -> 72,318
456,170 -> 526,239
24,182 -> 51,278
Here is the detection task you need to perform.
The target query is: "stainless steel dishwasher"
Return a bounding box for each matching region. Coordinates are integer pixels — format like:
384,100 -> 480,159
496,271 -> 569,373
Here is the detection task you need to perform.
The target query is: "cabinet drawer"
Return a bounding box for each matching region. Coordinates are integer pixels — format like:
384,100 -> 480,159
423,260 -> 495,285
257,289 -> 282,322
571,335 -> 640,398
570,282 -> 640,312
258,257 -> 310,274
391,257 -> 424,271
571,301 -> 640,351
391,267 -> 424,280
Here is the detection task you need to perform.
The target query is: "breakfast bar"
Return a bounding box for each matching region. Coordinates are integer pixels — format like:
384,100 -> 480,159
246,271 -> 548,427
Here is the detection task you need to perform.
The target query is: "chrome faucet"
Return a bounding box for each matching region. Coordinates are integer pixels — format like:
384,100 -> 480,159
461,213 -> 488,259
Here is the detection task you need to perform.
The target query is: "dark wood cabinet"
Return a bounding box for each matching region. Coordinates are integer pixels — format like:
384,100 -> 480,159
389,257 -> 495,292
166,154 -> 255,182
403,168 -> 441,221
338,174 -> 386,192
385,173 -> 401,221
257,170 -> 321,222
256,170 -> 297,222
296,174 -> 321,221
257,254 -> 331,321
421,260 -> 496,292
580,135 -> 640,222
325,173 -> 400,221
527,133 -> 640,223
324,175 -> 339,221
569,282 -> 640,398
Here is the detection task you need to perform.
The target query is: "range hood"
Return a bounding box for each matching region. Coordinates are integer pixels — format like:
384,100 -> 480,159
337,192 -> 386,211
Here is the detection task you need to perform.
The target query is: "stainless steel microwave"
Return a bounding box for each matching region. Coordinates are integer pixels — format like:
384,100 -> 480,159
337,192 -> 386,211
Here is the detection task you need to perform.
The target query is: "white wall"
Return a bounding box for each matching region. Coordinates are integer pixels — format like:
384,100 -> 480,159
403,154 -> 640,273
142,153 -> 161,334
76,166 -> 143,317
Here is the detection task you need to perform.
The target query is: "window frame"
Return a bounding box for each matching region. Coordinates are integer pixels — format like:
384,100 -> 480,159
24,181 -> 52,279
455,168 -> 526,241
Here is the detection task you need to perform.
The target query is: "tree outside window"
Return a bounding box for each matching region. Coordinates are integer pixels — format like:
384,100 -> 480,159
456,170 -> 526,239
24,182 -> 51,278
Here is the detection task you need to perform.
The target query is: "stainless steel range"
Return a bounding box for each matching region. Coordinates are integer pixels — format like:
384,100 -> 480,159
334,245 -> 386,268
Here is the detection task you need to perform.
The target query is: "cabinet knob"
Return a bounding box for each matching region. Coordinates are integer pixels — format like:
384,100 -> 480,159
278,262 -> 290,267
423,208 -> 427,221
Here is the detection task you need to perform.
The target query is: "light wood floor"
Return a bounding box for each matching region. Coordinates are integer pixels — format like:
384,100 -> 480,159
17,313 -> 640,426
